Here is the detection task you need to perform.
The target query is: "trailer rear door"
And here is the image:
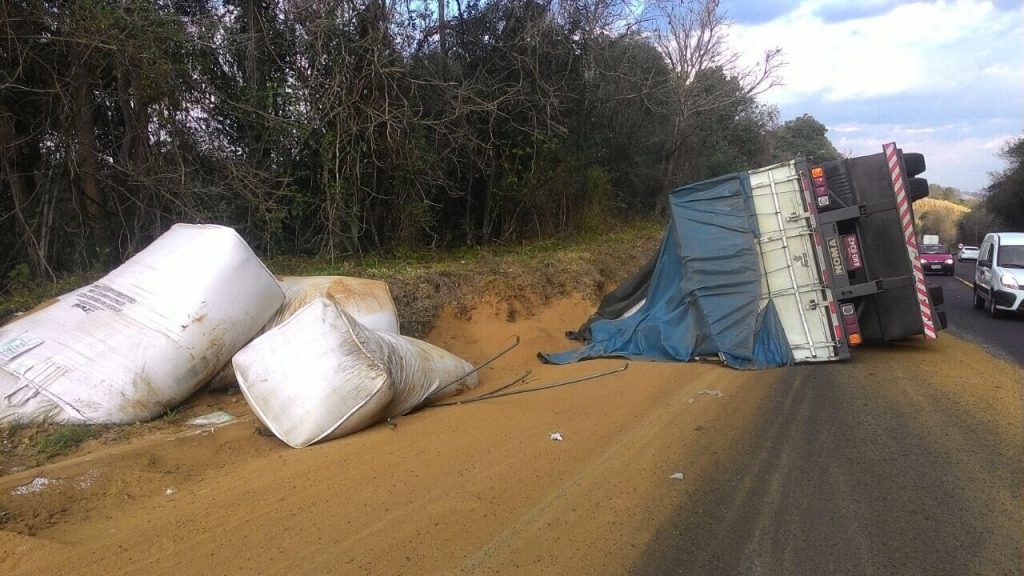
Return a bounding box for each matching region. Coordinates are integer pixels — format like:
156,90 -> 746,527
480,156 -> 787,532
748,162 -> 846,362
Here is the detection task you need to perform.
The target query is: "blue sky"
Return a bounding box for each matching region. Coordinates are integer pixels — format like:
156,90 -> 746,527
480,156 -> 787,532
719,0 -> 1023,192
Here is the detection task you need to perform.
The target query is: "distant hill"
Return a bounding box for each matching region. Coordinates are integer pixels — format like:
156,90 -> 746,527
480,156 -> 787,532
914,198 -> 970,244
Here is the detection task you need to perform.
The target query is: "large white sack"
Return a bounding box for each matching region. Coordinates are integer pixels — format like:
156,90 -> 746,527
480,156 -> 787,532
0,224 -> 284,425
273,276 -> 399,334
233,298 -> 478,448
206,275 -> 400,390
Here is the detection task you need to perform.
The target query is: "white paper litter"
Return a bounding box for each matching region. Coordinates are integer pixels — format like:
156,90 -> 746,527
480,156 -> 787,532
188,411 -> 236,426
11,477 -> 57,495
550,432 -> 563,441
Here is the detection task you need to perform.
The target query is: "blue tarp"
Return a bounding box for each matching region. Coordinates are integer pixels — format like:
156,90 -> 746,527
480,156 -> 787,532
541,172 -> 793,369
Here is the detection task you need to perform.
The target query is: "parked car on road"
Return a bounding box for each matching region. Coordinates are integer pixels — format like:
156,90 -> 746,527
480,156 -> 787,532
974,232 -> 1024,318
920,244 -> 954,275
958,245 -> 979,262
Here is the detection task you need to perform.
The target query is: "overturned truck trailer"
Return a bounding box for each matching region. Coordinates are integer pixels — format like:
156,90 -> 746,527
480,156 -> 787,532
544,143 -> 946,368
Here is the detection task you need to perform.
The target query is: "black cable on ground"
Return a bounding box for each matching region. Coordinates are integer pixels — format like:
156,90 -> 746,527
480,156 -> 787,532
429,363 -> 629,407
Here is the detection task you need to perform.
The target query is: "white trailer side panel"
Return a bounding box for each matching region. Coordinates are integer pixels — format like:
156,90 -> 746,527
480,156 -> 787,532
748,162 -> 843,362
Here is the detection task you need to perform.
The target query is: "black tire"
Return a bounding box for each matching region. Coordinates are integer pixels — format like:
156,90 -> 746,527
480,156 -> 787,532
989,293 -> 1004,319
908,177 -> 929,201
904,152 -> 926,177
973,286 -> 984,309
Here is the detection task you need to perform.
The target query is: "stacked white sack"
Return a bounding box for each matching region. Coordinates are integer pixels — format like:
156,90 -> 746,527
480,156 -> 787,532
232,297 -> 478,448
207,275 -> 400,390
273,276 -> 399,334
0,224 -> 284,425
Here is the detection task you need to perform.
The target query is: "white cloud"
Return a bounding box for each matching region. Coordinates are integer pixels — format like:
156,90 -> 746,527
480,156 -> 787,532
721,0 -> 1024,190
828,123 -> 1017,191
981,62 -> 1024,81
981,135 -> 1015,151
727,0 -> 1024,105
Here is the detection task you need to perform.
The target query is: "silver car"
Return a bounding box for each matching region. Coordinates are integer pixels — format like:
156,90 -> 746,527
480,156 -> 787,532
974,233 -> 1024,317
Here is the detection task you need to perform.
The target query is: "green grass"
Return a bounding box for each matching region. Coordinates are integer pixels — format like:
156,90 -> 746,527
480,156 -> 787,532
1,271 -> 104,324
31,425 -> 98,457
2,220 -> 664,323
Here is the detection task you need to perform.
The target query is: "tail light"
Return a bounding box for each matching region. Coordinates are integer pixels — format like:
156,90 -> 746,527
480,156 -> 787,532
841,302 -> 862,346
810,166 -> 831,207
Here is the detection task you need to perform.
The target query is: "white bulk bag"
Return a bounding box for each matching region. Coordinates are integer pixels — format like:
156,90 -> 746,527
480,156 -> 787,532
233,298 -> 478,448
206,275 -> 400,390
0,224 -> 284,425
273,276 -> 399,335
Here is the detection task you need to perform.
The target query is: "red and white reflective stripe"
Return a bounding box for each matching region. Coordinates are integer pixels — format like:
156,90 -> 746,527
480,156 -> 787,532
884,142 -> 936,339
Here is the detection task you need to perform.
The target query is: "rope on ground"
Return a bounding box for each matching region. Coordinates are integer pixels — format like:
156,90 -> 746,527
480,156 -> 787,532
430,363 -> 630,407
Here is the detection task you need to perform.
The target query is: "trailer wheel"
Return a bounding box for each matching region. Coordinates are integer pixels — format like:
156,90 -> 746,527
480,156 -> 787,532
903,152 -> 926,177
908,177 -> 929,202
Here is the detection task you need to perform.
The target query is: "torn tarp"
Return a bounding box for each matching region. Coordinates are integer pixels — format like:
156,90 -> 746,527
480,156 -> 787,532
541,172 -> 793,369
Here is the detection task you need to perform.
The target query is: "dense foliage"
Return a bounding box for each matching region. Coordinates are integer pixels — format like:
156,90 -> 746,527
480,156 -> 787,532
957,132 -> 1024,242
768,114 -> 841,163
1,0 -> 790,287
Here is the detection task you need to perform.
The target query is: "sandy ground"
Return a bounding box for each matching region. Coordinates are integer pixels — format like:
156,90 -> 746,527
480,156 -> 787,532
1,297 -> 1021,575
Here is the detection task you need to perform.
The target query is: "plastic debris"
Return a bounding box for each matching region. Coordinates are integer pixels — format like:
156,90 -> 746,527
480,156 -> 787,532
669,472 -> 685,481
550,432 -> 563,441
165,487 -> 177,496
76,470 -> 99,489
188,411 -> 236,427
698,389 -> 724,398
11,477 -> 56,495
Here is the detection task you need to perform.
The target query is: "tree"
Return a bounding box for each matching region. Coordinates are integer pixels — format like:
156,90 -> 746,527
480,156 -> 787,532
981,134 -> 1024,231
956,206 -> 996,246
642,0 -> 783,192
0,0 -> 792,288
769,114 -> 841,162
927,183 -> 963,204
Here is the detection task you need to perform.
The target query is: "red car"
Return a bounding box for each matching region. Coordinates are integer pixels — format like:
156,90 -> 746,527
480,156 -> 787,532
920,244 -> 955,275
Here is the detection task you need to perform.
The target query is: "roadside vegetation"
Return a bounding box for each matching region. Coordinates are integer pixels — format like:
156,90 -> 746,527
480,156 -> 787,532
1,0 -> 849,294
957,133 -> 1024,241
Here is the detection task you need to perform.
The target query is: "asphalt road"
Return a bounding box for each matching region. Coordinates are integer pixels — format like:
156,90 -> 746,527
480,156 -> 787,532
636,263 -> 1024,576
929,260 -> 1024,366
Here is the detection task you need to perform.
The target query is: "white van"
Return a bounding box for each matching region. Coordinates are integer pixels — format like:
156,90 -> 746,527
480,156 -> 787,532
974,232 -> 1024,317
